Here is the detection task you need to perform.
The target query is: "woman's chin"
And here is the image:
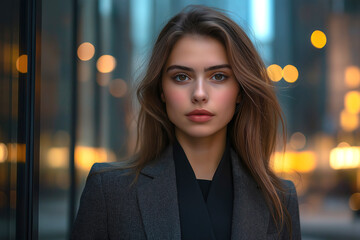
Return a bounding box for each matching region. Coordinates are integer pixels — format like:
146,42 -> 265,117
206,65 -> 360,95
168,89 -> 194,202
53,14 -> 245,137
175,127 -> 227,140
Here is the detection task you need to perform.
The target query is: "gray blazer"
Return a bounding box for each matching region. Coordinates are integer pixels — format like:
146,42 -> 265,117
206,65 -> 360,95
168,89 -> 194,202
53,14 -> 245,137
71,145 -> 301,240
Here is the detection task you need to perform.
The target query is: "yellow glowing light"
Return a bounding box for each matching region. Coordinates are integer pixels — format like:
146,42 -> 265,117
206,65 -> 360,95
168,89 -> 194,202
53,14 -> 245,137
75,146 -> 116,172
6,143 -> 26,163
349,193 -> 360,211
0,143 -> 8,163
311,30 -> 327,49
109,78 -> 128,98
330,146 -> 360,169
282,65 -> 299,83
96,55 -> 116,73
345,66 -> 360,88
77,42 -> 95,61
271,151 -> 316,173
16,54 -> 28,73
289,132 -> 306,150
267,64 -> 282,82
344,91 -> 360,114
46,147 -> 69,168
340,109 -> 359,132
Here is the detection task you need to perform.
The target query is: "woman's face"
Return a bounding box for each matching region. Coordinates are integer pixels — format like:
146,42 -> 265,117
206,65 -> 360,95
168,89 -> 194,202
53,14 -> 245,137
161,35 -> 241,140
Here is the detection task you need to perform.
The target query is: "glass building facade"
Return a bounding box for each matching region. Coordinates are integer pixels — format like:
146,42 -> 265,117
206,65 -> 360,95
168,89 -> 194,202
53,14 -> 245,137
0,0 -> 359,239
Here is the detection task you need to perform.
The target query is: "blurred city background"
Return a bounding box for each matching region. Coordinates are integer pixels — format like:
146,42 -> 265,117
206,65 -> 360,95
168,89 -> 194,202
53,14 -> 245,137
1,0 -> 360,239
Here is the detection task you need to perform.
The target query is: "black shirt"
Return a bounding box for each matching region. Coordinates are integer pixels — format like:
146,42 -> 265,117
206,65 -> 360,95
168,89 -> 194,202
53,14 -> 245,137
197,179 -> 212,201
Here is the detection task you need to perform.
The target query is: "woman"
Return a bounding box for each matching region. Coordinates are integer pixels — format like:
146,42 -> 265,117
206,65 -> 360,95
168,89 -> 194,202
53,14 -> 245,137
71,5 -> 301,240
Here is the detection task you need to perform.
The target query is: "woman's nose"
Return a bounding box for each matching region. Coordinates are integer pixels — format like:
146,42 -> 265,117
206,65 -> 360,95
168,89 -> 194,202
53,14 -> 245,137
191,78 -> 208,103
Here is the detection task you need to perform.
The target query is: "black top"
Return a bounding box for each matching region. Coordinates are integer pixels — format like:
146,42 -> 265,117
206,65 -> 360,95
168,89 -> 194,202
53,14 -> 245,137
197,179 -> 212,201
173,137 -> 234,240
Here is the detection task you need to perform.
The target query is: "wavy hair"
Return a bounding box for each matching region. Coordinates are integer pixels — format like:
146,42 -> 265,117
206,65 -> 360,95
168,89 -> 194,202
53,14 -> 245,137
114,5 -> 291,238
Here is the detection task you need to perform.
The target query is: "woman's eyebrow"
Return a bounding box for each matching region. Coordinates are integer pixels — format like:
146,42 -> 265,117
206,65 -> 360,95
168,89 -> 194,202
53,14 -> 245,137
166,64 -> 231,73
166,65 -> 193,72
204,64 -> 231,71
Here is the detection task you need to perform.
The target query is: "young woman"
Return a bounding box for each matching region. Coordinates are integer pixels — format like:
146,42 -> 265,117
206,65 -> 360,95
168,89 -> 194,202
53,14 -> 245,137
71,5 -> 301,240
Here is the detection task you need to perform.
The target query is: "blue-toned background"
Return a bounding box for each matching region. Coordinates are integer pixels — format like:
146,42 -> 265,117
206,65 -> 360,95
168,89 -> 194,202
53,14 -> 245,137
1,0 -> 359,239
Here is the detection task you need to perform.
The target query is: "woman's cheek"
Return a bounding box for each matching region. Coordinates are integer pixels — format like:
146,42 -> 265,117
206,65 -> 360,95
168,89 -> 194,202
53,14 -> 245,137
166,89 -> 187,112
215,91 -> 238,117
219,88 -> 238,104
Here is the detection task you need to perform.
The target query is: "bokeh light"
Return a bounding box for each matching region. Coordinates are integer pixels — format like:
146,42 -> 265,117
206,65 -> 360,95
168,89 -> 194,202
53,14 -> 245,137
16,54 -> 28,73
267,64 -> 282,82
0,143 -> 8,163
289,132 -> 306,150
6,143 -> 26,163
311,30 -> 327,49
330,146 -> 360,169
46,147 -> 68,168
340,109 -> 359,132
44,146 -> 116,172
77,42 -> 95,61
271,151 -> 316,173
345,66 -> 360,88
96,55 -> 116,73
282,65 -> 299,83
109,78 -> 128,98
344,91 -> 360,114
75,146 -> 116,172
349,193 -> 360,211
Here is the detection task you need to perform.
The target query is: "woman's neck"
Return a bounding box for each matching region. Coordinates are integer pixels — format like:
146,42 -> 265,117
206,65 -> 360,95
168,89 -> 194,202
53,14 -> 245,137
175,127 -> 227,180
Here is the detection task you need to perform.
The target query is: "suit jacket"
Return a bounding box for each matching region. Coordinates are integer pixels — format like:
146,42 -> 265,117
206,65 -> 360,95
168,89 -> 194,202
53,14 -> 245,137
70,144 -> 301,240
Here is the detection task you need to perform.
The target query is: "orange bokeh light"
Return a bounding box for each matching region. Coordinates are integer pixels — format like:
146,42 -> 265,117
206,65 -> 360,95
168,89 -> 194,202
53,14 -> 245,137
96,55 -> 116,73
16,55 -> 28,73
77,42 -> 95,61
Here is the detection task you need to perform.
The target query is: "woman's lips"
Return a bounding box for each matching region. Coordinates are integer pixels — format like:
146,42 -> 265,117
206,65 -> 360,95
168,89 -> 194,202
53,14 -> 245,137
186,114 -> 213,122
186,109 -> 214,116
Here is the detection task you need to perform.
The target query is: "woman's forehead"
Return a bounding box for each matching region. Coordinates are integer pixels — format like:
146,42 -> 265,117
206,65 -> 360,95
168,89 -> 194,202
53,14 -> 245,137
164,35 -> 229,70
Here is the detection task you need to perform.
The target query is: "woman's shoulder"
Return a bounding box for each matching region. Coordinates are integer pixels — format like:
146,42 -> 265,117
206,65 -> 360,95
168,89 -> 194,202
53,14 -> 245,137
279,179 -> 301,237
278,179 -> 299,212
280,179 -> 297,196
85,161 -> 138,188
89,161 -> 135,174
89,161 -> 134,173
280,179 -> 296,193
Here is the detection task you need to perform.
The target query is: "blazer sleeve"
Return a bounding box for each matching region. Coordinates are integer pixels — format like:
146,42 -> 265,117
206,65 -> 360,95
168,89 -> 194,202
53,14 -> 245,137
70,163 -> 108,240
283,180 -> 301,240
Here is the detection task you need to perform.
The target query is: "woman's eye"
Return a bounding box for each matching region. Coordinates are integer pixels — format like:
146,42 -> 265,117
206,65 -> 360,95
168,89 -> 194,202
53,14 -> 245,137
173,74 -> 189,82
212,74 -> 227,81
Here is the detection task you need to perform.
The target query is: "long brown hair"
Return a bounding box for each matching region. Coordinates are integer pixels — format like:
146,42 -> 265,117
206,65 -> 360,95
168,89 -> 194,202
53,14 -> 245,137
115,4 -> 291,237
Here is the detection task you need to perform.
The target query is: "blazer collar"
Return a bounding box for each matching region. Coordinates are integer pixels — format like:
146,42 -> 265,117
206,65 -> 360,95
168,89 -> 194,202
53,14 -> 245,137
137,144 -> 269,240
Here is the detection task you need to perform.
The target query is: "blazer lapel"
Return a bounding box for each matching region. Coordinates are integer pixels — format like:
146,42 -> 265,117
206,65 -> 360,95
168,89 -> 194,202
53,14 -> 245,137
136,144 -> 269,240
136,145 -> 181,240
230,148 -> 270,240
